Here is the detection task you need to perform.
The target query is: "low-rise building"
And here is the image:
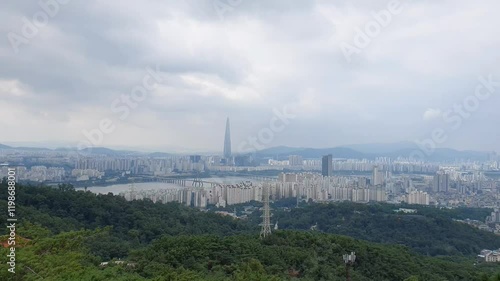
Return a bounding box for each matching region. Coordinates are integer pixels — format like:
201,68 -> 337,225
478,249 -> 500,263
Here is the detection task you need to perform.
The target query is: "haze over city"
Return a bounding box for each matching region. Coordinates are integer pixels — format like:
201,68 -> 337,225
1,0 -> 500,153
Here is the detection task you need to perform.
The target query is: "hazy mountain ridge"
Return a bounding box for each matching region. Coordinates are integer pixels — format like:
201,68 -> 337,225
0,142 -> 493,161
256,144 -> 492,161
0,144 -> 12,149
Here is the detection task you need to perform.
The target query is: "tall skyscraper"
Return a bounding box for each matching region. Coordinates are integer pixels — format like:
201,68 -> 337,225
322,154 -> 332,177
223,117 -> 232,159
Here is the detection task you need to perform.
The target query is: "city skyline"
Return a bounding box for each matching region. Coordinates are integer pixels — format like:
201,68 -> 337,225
0,118 -> 498,156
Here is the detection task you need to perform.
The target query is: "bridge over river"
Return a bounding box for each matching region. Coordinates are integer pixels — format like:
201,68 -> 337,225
142,175 -> 277,188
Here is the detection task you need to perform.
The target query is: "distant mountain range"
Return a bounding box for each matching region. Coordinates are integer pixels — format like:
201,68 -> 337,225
0,144 -> 11,149
0,143 -> 176,158
254,142 -> 494,162
0,142 -> 495,161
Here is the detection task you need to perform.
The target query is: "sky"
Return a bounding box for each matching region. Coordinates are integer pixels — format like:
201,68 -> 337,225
1,0 -> 499,153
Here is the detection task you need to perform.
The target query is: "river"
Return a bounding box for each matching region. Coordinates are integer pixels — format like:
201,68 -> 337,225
76,176 -> 258,194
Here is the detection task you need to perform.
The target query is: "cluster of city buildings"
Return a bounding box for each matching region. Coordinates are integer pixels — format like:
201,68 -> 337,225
0,164 -> 108,182
75,155 -> 210,175
267,154 -> 443,174
117,171 -> 428,208
1,151 -> 499,213
1,120 -> 499,213
68,155 -> 451,177
71,169 -> 105,181
116,167 -> 498,217
119,181 -> 260,208
3,151 -> 498,211
0,165 -> 65,182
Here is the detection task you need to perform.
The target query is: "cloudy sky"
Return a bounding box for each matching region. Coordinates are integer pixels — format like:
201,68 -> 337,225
1,0 -> 499,153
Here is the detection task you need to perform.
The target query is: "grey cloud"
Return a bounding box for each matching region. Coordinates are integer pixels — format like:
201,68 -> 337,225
0,0 -> 499,152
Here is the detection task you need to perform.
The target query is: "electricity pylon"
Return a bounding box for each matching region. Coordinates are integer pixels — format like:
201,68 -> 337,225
260,183 -> 272,239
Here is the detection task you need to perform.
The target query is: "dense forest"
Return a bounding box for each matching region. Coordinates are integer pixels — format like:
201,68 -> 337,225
0,181 -> 499,280
244,201 -> 500,256
0,182 -> 253,260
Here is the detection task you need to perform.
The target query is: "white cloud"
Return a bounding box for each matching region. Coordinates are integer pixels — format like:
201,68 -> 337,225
423,108 -> 442,121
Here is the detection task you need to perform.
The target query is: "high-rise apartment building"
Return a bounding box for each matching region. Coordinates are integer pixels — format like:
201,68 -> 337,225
406,191 -> 430,205
372,165 -> 384,186
433,171 -> 449,193
322,154 -> 333,177
487,209 -> 500,223
288,155 -> 303,166
190,155 -> 201,163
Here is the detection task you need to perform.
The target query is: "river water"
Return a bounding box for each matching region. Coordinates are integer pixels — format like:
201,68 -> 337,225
77,176 -> 257,194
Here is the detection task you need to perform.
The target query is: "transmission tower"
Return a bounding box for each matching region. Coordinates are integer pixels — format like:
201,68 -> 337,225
260,183 -> 272,239
129,179 -> 136,200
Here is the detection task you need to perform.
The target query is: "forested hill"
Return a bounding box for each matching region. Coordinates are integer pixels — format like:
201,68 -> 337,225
1,226 -> 500,280
250,201 -> 500,256
0,183 -> 254,242
0,181 -> 499,280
